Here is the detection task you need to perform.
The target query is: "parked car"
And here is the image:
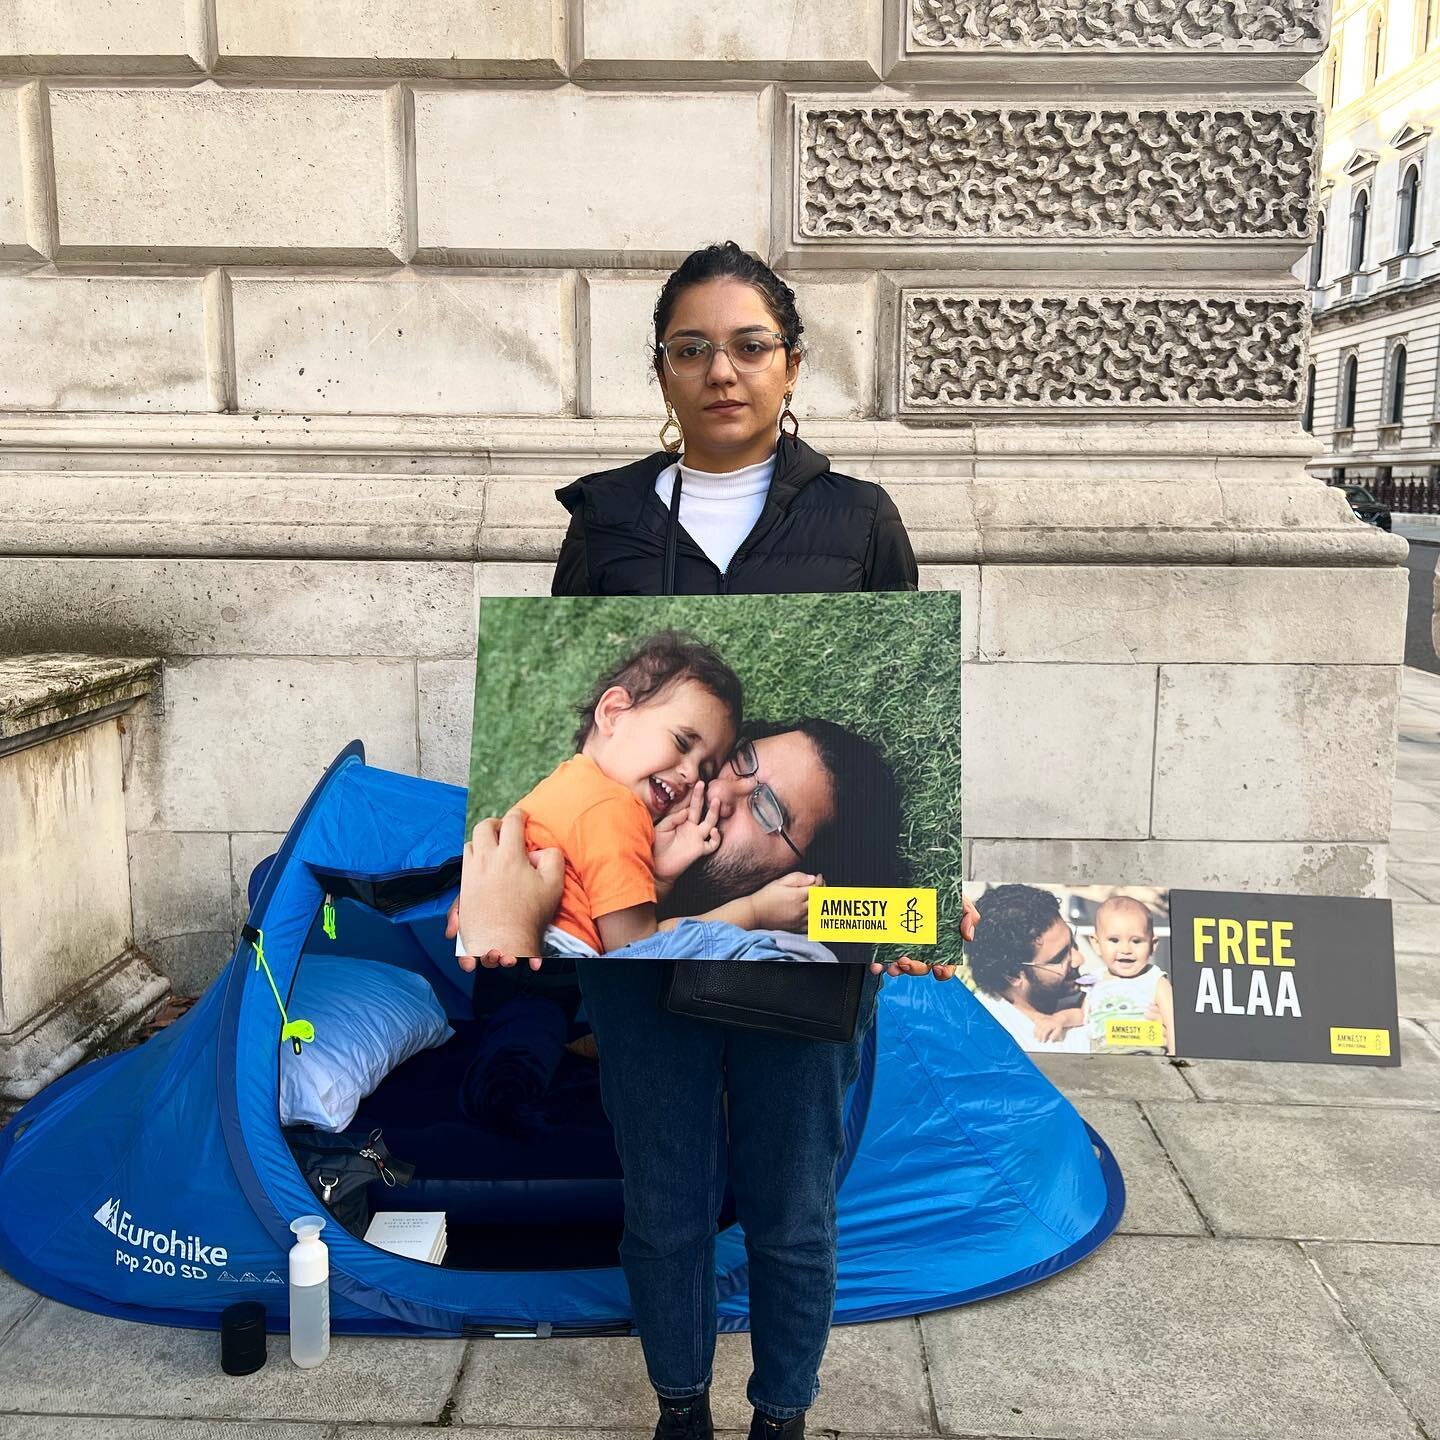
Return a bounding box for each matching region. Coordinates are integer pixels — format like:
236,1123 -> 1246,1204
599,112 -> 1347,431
1342,484 -> 1392,530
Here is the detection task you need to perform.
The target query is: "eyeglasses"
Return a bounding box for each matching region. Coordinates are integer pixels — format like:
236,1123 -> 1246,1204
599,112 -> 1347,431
1022,932 -> 1079,971
656,331 -> 789,380
728,739 -> 805,862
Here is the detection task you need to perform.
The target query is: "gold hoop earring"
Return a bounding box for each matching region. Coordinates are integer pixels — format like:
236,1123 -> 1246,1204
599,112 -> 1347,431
779,391 -> 799,439
660,400 -> 683,454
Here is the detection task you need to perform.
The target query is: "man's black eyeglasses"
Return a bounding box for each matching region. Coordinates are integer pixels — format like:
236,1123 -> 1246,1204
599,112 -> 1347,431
728,739 -> 805,863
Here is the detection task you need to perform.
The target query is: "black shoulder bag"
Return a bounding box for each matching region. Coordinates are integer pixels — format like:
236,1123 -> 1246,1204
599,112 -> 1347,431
657,467 -> 867,1043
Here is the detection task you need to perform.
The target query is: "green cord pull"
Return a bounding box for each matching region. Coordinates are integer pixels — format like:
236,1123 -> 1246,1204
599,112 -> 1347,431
251,930 -> 314,1055
322,896 -> 337,941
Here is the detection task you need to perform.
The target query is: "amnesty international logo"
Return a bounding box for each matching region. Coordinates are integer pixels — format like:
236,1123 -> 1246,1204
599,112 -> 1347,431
900,896 -> 925,935
808,887 -> 937,945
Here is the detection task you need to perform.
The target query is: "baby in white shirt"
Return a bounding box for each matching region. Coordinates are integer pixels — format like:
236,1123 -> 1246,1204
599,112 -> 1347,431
1085,895 -> 1175,1055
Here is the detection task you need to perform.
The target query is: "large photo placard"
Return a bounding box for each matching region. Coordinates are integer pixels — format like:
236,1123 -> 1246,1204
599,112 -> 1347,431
463,592 -> 964,967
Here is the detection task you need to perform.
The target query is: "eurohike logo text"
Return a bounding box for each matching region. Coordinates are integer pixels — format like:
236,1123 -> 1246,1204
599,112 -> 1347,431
93,1196 -> 229,1272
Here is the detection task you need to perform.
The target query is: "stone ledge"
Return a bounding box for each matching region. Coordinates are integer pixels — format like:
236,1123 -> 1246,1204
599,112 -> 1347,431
0,945 -> 169,1116
0,417 -> 1404,567
0,655 -> 160,754
0,470 -> 1404,567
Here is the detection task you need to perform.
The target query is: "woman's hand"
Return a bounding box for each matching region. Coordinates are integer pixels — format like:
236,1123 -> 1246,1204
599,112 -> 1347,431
446,807 -> 563,973
749,871 -> 822,932
870,893 -> 979,981
651,783 -> 722,884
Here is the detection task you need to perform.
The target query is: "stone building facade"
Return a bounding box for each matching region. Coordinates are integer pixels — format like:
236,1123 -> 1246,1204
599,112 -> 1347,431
1301,0 -> 1440,509
0,2 -> 1409,996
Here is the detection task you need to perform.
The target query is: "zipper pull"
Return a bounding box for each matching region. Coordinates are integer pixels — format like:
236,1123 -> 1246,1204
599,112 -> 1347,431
322,895 -> 337,941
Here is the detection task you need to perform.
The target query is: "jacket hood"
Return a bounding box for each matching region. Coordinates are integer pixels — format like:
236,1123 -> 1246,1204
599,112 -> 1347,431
555,432 -> 830,518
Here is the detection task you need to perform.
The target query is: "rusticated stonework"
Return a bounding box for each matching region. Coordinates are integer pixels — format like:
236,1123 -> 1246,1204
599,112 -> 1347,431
900,292 -> 1305,410
796,105 -> 1315,241
907,0 -> 1325,50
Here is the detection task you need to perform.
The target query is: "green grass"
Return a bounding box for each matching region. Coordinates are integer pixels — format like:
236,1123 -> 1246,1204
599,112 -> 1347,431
468,592 -> 963,969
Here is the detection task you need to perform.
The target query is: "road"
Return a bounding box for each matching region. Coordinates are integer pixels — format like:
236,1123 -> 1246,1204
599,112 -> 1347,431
1403,532 -> 1439,675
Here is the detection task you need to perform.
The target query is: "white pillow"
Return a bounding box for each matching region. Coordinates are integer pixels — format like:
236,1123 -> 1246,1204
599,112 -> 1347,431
279,955 -> 453,1131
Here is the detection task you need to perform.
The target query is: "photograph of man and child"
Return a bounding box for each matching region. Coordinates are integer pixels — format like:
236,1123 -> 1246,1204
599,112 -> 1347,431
457,591 -> 965,973
964,882 -> 1176,1056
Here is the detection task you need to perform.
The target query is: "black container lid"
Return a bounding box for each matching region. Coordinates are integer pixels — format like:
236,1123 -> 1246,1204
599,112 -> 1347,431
220,1300 -> 268,1376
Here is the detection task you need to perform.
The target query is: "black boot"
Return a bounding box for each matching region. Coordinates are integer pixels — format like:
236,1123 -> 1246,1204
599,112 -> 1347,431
653,1388 -> 714,1440
747,1411 -> 805,1439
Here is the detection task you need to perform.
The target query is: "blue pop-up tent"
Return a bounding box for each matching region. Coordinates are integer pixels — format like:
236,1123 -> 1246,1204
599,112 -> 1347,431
0,744 -> 1123,1335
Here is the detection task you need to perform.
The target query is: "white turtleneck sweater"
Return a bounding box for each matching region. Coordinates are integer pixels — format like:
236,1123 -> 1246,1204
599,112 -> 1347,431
655,450 -> 775,576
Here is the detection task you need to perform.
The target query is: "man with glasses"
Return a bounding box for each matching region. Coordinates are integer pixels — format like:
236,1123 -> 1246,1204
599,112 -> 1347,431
966,883 -> 1092,1054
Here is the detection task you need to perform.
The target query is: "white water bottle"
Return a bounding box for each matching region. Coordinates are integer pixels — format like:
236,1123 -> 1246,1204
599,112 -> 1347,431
288,1215 -> 330,1368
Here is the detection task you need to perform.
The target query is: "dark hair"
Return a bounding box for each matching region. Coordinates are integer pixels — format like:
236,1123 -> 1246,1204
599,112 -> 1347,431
741,717 -> 905,892
652,241 -> 805,378
967,884 -> 1063,997
573,630 -> 743,753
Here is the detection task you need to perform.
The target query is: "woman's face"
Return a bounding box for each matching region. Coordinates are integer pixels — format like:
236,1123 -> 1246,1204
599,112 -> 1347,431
656,277 -> 802,469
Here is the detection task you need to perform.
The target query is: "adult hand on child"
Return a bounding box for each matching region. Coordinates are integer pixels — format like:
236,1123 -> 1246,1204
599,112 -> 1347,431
651,782 -> 722,882
447,806 -> 563,973
872,893 -> 979,980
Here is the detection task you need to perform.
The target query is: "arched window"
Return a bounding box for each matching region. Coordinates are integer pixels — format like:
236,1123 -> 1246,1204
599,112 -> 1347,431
1340,353 -> 1359,428
1387,343 -> 1407,423
1350,188 -> 1370,270
1417,0 -> 1437,51
1309,211 -> 1326,285
1366,7 -> 1385,87
1397,164 -> 1421,253
1303,364 -> 1316,432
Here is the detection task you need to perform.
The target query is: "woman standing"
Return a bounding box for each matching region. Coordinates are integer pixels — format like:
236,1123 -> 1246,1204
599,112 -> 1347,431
552,241 -> 963,1440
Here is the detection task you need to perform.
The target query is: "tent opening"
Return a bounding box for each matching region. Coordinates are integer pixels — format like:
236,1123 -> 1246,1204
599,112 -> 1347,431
275,880 -> 741,1274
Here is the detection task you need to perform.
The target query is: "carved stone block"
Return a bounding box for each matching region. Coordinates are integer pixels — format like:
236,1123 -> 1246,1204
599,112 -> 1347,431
796,104 -> 1316,241
900,291 -> 1306,411
906,0 -> 1324,51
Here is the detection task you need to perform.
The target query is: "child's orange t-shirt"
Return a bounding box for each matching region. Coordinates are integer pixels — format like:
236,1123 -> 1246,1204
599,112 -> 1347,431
516,754 -> 658,953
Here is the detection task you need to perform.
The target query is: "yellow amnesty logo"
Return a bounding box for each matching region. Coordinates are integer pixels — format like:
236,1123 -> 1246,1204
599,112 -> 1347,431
1329,1026 -> 1392,1057
808,887 -> 937,945
1103,1019 -> 1167,1048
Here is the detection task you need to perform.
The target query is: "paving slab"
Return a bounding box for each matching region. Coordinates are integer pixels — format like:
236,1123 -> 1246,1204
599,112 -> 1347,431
1392,776 -> 1440,805
1388,874 -> 1435,902
1393,900 -> 1440,955
1391,861 -> 1440,902
1396,952 -> 1440,1021
1390,828 -> 1440,867
339,1430 -> 656,1440
0,1300 -> 464,1422
1308,1242 -> 1440,1438
0,1422 -> 330,1439
340,1432 -> 948,1440
454,1318 -> 932,1434
709,1316 -> 933,1435
452,1332 -> 652,1428
1069,1099 -> 1206,1236
1390,802 -> 1440,834
1031,1053 -> 1194,1102
920,1235 -> 1415,1440
0,1268 -> 39,1346
1145,1102 -> 1440,1241
1179,1019 -> 1440,1108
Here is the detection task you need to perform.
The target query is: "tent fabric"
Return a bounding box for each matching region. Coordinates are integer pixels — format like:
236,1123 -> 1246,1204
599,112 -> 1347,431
0,743 -> 1124,1336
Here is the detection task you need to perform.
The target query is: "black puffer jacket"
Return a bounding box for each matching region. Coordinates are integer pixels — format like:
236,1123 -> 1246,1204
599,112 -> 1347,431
551,433 -> 917,595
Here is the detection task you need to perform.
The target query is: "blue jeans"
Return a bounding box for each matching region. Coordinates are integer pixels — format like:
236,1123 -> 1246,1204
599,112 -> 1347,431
574,956 -> 881,1422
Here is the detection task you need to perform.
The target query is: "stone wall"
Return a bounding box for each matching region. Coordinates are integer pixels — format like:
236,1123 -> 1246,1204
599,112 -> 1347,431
0,0 -> 1410,994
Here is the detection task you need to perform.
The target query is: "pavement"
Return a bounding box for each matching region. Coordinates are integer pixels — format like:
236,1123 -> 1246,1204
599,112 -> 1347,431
2,672 -> 1439,1440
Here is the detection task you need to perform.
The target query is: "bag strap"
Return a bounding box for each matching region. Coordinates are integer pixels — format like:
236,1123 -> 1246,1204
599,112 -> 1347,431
662,468 -> 684,596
